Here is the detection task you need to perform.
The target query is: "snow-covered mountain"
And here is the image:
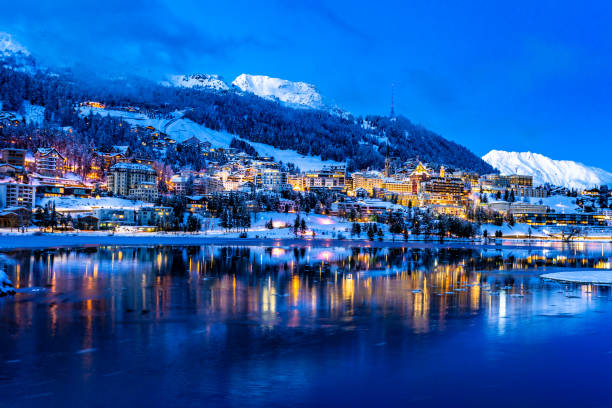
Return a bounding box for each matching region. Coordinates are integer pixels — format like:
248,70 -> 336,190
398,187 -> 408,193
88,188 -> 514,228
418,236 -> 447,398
232,74 -> 325,110
0,32 -> 29,56
483,150 -> 612,189
0,32 -> 38,73
162,74 -> 229,91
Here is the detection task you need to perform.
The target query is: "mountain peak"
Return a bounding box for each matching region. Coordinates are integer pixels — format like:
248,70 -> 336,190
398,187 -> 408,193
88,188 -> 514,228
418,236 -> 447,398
232,74 -> 325,110
0,32 -> 29,56
483,150 -> 612,189
163,73 -> 229,91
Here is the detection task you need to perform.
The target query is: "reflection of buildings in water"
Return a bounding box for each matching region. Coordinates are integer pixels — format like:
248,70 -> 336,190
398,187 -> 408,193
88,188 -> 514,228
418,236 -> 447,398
2,244 -> 612,340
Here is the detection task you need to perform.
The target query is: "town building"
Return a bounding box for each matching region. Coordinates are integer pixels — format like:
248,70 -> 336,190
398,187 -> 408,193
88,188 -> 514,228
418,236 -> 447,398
337,199 -> 406,218
129,181 -> 159,202
0,182 -> 36,209
421,176 -> 464,197
136,206 -> 172,226
193,176 -> 223,195
407,162 -> 432,194
107,163 -> 158,201
186,196 -> 208,214
31,175 -> 92,199
351,171 -> 383,194
487,202 -> 549,215
169,174 -> 189,195
521,213 -> 607,227
255,169 -> 289,191
1,148 -> 26,167
0,207 -> 31,228
301,166 -> 346,191
35,148 -> 65,177
94,208 -> 136,229
0,163 -> 27,182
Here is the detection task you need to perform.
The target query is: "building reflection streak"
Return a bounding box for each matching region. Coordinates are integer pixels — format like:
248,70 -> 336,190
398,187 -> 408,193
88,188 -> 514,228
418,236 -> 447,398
1,242 -> 611,357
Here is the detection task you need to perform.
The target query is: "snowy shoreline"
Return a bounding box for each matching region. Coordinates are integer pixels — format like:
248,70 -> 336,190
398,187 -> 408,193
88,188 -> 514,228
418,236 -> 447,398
0,270 -> 15,296
0,231 -> 552,250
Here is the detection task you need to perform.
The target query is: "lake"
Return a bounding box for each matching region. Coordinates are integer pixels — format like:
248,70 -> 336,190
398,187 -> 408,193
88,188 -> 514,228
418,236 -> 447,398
1,241 -> 612,407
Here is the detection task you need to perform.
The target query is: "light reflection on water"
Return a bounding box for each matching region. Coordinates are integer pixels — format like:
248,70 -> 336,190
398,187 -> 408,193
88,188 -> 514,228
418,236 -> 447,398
0,242 -> 612,407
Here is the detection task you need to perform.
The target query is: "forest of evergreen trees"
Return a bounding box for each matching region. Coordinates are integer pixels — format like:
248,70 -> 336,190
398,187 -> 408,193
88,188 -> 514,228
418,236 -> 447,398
0,57 -> 495,174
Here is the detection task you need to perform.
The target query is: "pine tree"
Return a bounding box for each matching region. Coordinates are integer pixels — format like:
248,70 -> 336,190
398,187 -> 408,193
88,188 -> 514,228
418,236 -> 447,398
293,214 -> 300,236
367,224 -> 375,241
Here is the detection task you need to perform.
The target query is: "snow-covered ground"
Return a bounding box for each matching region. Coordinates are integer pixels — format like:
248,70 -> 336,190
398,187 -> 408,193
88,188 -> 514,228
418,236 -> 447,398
202,212 -> 375,240
541,270 -> 612,284
480,222 -> 612,240
38,196 -> 153,213
0,100 -> 45,125
483,150 -> 612,189
20,101 -> 45,124
526,195 -> 578,214
0,270 -> 15,296
79,106 -> 343,171
487,194 -> 580,214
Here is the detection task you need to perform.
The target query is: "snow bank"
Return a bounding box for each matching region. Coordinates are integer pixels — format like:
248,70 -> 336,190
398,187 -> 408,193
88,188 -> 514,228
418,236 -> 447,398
540,270 -> 612,284
0,270 -> 15,296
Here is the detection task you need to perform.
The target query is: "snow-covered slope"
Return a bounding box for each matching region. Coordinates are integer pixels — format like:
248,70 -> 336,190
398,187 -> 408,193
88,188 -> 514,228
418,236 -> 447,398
483,150 -> 612,189
80,106 -> 343,171
163,74 -> 229,91
232,74 -> 325,110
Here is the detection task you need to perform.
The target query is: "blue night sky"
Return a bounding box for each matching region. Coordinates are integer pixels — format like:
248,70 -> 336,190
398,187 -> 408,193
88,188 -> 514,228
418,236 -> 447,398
4,1 -> 612,169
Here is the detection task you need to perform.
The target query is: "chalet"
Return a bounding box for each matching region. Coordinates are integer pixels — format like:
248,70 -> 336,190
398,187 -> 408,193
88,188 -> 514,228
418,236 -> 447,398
35,148 -> 65,177
185,195 -> 207,213
111,145 -> 131,156
75,215 -> 99,230
0,163 -> 26,182
0,207 -> 30,228
93,151 -> 126,172
82,101 -> 105,109
180,136 -> 202,148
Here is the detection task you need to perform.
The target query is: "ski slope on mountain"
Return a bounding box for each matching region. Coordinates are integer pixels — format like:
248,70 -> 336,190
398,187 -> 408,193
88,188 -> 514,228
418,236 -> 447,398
0,101 -> 45,125
232,74 -> 325,110
79,106 -> 342,171
483,150 -> 612,189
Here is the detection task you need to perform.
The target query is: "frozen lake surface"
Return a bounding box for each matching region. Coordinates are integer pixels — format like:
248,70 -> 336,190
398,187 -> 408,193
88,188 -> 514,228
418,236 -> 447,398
541,269 -> 612,283
1,242 -> 612,407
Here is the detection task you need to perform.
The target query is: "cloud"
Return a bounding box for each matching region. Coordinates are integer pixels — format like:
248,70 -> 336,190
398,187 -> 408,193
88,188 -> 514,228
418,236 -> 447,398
309,1 -> 370,40
274,0 -> 370,41
0,0 -> 269,77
